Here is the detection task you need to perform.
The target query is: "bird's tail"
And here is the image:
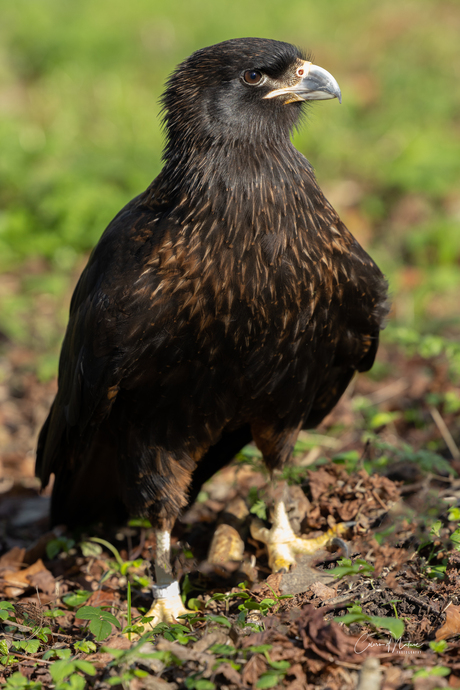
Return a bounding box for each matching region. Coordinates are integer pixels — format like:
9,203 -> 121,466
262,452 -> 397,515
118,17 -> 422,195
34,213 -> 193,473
37,411 -> 127,528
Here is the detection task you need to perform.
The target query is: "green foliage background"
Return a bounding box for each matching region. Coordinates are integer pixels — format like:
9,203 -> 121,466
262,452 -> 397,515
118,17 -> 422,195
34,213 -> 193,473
0,0 -> 459,366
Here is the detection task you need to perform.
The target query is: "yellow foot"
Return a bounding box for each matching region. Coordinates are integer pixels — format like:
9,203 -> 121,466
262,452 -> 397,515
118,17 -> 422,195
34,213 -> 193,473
250,500 -> 350,573
143,581 -> 190,627
124,581 -> 190,638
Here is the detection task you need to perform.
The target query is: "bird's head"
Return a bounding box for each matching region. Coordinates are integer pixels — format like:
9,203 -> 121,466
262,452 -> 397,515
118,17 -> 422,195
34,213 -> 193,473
161,37 -> 341,156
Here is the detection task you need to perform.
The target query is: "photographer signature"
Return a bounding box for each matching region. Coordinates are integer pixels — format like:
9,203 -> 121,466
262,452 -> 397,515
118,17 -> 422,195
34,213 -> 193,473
355,632 -> 422,655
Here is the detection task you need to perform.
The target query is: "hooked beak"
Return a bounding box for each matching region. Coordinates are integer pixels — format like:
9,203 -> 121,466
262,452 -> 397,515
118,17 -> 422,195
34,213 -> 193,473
264,61 -> 342,104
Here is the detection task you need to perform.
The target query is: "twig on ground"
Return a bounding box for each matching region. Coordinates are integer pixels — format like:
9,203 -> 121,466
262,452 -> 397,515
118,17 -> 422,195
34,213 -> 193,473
429,406 -> 460,459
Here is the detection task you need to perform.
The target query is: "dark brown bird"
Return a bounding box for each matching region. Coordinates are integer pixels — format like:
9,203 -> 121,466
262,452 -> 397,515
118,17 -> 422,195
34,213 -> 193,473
36,38 -> 388,622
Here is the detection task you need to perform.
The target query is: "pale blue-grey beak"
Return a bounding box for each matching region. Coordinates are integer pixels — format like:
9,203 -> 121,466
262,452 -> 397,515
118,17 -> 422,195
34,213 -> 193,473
264,62 -> 342,104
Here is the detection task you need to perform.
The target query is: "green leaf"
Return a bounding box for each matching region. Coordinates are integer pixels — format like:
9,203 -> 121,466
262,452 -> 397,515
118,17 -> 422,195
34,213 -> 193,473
1,654 -> 19,667
369,616 -> 405,640
248,645 -> 273,654
256,672 -> 283,688
5,672 -> 42,689
44,609 -> 67,618
56,648 -> 72,660
100,610 -> 122,628
35,626 -> 52,643
429,639 -> 448,654
77,606 -> 121,628
249,500 -> 267,520
266,659 -> 290,671
448,507 -> 460,521
89,618 -> 112,641
187,598 -> 203,611
101,647 -> 126,659
73,640 -> 97,654
240,600 -> 264,611
62,590 -> 91,608
185,678 -> 215,690
66,674 -> 86,690
259,599 -> 276,607
46,536 -> 75,560
337,613 -> 368,625
369,411 -> 401,429
430,520 -> 442,538
204,614 -> 232,628
330,558 -> 374,579
413,665 -> 451,679
50,660 -> 76,683
0,601 -> 15,621
79,541 -> 103,557
22,640 -> 40,654
0,601 -> 15,610
74,660 -> 96,676
128,518 -> 152,528
76,605 -> 102,620
0,640 -> 9,655
450,529 -> 460,550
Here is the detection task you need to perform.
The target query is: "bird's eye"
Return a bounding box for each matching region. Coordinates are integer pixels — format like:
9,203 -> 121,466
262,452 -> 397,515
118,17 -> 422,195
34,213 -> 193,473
243,70 -> 263,85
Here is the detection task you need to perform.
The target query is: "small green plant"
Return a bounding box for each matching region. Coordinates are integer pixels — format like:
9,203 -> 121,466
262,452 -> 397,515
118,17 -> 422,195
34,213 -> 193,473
62,590 -> 92,608
0,601 -> 16,621
363,434 -> 456,477
330,558 -> 375,579
385,328 -> 460,383
0,638 -> 18,667
412,665 -> 450,680
11,640 -> 41,655
332,450 -> 361,472
243,645 -> 290,688
280,464 -> 308,484
185,675 -> 215,689
248,487 -> 267,520
49,651 -> 96,690
86,536 -> 149,587
3,672 -> 42,689
46,536 -> 76,560
429,639 -> 448,654
235,445 -> 265,471
107,668 -> 149,686
417,515 -> 460,580
335,603 -> 405,640
103,640 -> 183,684
73,640 -> 97,654
77,605 -> 122,641
44,608 -> 67,619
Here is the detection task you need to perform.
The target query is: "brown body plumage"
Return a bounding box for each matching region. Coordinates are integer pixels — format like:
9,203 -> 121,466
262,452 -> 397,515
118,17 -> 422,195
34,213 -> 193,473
36,38 -> 388,537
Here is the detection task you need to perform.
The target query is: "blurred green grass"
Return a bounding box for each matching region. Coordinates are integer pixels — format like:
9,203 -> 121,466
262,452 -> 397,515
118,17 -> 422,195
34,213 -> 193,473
0,0 -> 459,364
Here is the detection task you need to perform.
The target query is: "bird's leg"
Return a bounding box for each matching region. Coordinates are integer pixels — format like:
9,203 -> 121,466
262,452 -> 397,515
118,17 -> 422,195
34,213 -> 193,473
143,528 -> 189,626
250,498 -> 349,573
250,425 -> 351,573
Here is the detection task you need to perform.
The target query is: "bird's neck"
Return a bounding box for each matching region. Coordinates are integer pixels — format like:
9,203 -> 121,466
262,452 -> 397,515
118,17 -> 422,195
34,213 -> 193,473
156,138 -> 319,218
144,138 -> 337,256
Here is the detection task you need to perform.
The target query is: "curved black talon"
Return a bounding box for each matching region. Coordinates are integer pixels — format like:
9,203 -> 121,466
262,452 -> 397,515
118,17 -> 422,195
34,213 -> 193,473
330,537 -> 350,558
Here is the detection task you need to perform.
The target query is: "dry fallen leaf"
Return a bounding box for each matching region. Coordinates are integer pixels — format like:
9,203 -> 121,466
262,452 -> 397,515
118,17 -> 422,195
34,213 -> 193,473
310,581 -> 338,602
2,558 -> 47,597
0,546 -> 25,570
435,604 -> 460,641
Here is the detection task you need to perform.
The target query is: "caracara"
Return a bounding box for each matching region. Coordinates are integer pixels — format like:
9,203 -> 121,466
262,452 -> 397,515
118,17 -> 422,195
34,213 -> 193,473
37,38 -> 388,623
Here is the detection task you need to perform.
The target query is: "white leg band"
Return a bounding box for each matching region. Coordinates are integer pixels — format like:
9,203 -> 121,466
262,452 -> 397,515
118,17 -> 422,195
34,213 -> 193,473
152,580 -> 181,601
